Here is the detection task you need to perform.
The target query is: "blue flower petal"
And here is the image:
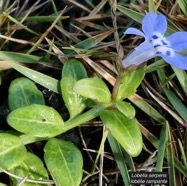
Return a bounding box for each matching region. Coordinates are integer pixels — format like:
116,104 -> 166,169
167,32 -> 187,52
125,28 -> 145,37
159,53 -> 187,70
122,49 -> 156,68
135,41 -> 154,52
142,12 -> 167,40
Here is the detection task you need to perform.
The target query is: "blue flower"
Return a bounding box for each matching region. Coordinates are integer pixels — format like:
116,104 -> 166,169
122,12 -> 187,70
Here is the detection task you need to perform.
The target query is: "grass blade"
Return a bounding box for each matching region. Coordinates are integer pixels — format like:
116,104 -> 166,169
148,0 -> 157,12
63,29 -> 115,54
172,67 -> 187,94
17,16 -> 68,22
166,124 -> 176,186
107,133 -> 130,185
155,123 -> 168,171
122,150 -> 136,171
178,139 -> 187,170
128,94 -> 166,124
0,51 -> 40,63
117,5 -> 143,23
117,4 -> 176,34
5,14 -> 39,36
176,0 -> 187,15
163,88 -> 187,122
9,62 -> 59,93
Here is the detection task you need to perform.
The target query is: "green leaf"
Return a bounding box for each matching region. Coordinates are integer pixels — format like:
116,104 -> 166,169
0,133 -> 26,170
9,62 -> 60,94
8,77 -> 45,111
61,59 -> 87,118
44,138 -> 83,186
73,77 -> 111,103
10,152 -> 48,186
117,68 -> 145,100
7,104 -> 64,138
100,110 -> 142,157
116,101 -> 135,119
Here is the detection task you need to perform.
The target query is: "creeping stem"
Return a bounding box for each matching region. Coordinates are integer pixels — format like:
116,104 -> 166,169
63,102 -> 112,132
21,103 -> 112,145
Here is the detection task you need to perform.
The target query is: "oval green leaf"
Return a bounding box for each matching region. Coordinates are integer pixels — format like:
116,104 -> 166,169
10,152 -> 49,186
8,77 -> 45,111
7,104 -> 64,137
73,77 -> 111,103
61,59 -> 88,119
44,138 -> 83,186
116,101 -> 135,119
100,110 -> 142,157
0,133 -> 27,170
117,67 -> 145,100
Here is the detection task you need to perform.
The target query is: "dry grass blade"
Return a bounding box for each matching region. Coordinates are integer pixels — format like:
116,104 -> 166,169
137,150 -> 157,171
0,167 -> 54,184
75,13 -> 122,22
73,47 -> 116,86
0,60 -> 25,70
16,0 -> 51,17
45,37 -> 68,64
74,0 -> 108,35
70,23 -> 92,37
81,171 -> 100,185
89,0 -> 107,15
98,60 -> 118,75
65,0 -> 91,13
146,88 -> 186,127
73,20 -> 106,31
108,0 -> 120,54
55,25 -> 81,43
0,34 -> 33,45
27,7 -> 68,54
1,0 -> 42,48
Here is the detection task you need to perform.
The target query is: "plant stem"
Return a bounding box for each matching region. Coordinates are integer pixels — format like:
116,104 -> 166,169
20,134 -> 47,145
63,103 -> 111,132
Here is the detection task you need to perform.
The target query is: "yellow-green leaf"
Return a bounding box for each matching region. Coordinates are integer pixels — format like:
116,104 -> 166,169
44,138 -> 83,186
100,110 -> 142,157
7,104 -> 64,137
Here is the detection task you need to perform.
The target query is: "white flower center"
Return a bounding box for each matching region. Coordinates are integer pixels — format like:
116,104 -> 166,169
150,32 -> 174,57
